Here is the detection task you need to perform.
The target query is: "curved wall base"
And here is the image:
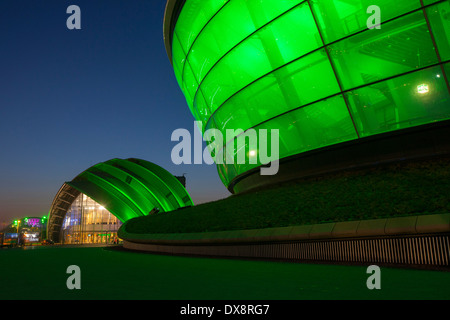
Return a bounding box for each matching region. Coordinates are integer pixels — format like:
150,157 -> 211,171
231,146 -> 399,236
121,213 -> 450,268
123,234 -> 449,269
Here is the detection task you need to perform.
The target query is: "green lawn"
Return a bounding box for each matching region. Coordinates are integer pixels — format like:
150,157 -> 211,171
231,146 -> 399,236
1,246 -> 449,300
125,157 -> 450,234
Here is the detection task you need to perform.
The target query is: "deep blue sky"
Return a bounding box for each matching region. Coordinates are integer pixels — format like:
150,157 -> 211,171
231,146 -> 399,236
0,0 -> 230,224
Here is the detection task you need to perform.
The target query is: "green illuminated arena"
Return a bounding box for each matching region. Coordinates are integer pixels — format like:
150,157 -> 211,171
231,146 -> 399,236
164,0 -> 450,192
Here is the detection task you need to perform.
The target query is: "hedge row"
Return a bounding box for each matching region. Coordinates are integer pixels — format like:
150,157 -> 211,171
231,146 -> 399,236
125,157 -> 450,234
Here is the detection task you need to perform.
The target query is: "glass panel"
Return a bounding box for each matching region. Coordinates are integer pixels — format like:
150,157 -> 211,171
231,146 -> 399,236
175,0 -> 229,54
182,60 -> 201,106
426,1 -> 450,61
187,0 -> 311,85
230,95 -> 359,175
422,0 -> 441,6
172,32 -> 186,87
193,90 -> 211,129
346,63 -> 450,137
197,2 -> 321,114
328,11 -> 438,90
212,49 -> 340,134
182,61 -> 211,126
310,0 -> 422,44
62,194 -> 122,244
184,92 -> 201,122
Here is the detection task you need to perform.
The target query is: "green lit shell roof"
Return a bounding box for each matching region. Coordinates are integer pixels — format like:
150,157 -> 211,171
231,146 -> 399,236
47,158 -> 193,241
67,158 -> 193,222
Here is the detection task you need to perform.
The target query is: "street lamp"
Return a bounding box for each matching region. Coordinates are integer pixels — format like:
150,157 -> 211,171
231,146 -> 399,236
14,220 -> 21,246
13,220 -> 21,233
40,216 -> 47,241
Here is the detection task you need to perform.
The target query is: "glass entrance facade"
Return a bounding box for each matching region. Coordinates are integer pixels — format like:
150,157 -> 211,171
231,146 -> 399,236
62,194 -> 122,244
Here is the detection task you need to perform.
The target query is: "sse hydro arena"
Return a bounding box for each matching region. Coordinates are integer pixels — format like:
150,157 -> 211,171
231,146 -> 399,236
163,0 -> 450,193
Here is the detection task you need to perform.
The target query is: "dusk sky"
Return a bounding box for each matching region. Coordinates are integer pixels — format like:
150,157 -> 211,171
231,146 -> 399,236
0,0 -> 230,224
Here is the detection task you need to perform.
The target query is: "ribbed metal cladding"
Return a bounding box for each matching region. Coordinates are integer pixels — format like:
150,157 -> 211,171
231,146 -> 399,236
125,234 -> 450,267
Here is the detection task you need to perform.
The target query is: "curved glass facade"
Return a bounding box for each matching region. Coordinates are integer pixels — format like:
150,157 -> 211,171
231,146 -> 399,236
62,194 -> 122,244
170,0 -> 450,187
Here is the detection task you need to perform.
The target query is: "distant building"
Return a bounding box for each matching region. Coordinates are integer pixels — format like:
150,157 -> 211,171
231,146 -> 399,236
1,216 -> 47,246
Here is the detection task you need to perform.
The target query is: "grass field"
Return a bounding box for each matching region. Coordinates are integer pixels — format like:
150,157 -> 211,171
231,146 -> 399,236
1,246 -> 449,300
